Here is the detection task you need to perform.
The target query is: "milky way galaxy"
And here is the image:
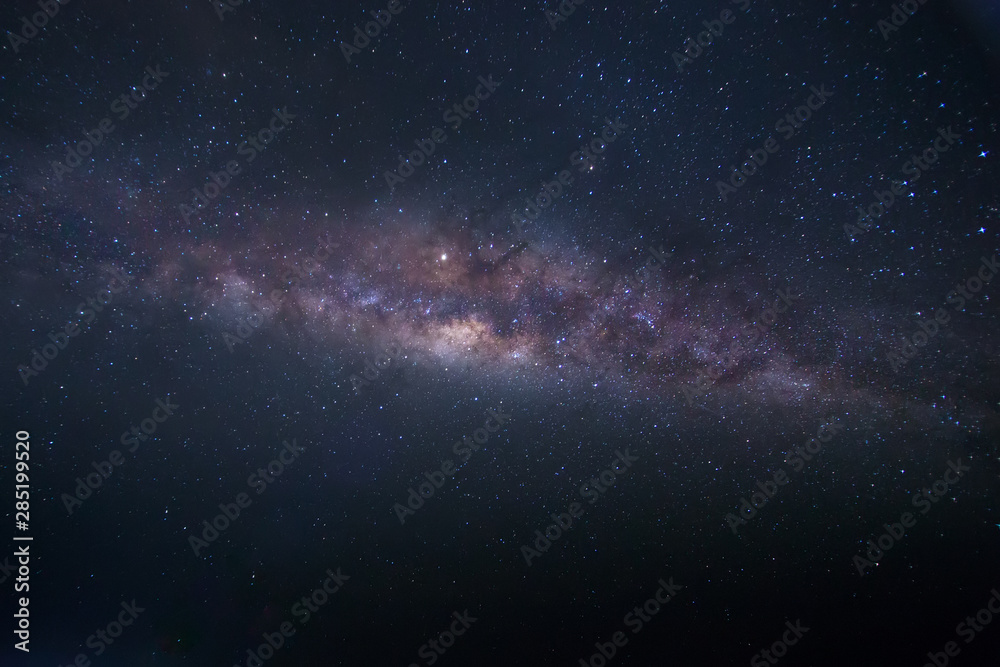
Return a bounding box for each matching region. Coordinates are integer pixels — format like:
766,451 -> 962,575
4,1 -> 1000,665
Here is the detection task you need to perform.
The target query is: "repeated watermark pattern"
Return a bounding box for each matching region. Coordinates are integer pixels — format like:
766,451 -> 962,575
10,1 -> 999,664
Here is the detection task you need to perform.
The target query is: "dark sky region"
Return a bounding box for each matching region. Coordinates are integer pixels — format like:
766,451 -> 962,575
2,0 -> 1000,665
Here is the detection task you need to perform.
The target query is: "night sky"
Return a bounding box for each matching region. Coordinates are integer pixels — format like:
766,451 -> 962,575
3,0 -> 1000,665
